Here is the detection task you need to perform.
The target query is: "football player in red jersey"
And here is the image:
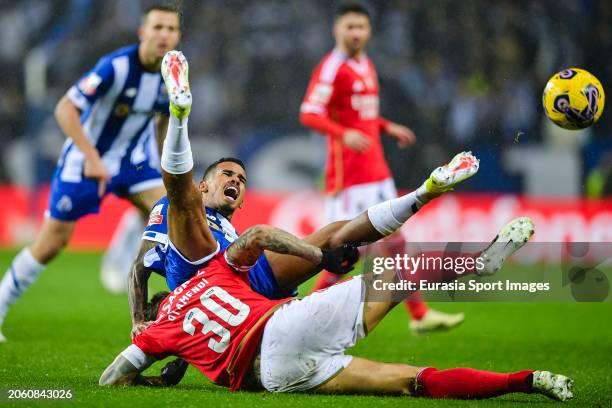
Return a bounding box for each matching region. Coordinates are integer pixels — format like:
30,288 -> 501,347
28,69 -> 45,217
99,51 -> 573,401
300,3 -> 464,334
101,261 -> 572,401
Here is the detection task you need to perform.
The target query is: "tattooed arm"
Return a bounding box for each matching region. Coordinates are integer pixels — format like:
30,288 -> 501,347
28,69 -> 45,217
127,240 -> 158,339
99,355 -> 143,386
225,224 -> 359,275
99,353 -> 158,386
226,224 -> 322,270
99,351 -> 172,387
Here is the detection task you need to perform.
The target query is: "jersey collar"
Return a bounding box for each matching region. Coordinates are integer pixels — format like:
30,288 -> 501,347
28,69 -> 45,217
205,207 -> 239,237
333,47 -> 370,76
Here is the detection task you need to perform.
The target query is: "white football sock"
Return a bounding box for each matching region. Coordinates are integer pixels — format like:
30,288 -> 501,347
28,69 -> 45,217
367,188 -> 429,236
0,248 -> 45,327
161,115 -> 193,174
100,210 -> 144,294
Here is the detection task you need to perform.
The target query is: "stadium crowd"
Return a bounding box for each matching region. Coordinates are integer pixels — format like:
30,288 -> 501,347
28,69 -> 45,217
0,0 -> 610,190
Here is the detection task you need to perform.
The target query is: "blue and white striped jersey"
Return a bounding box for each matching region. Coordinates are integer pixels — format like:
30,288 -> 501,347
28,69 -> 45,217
141,196 -> 296,299
142,196 -> 240,252
59,44 -> 169,182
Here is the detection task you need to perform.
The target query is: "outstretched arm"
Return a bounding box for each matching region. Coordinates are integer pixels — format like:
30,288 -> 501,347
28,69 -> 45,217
226,224 -> 358,275
228,225 -> 322,268
99,349 -> 175,387
100,355 -> 143,386
127,240 -> 158,338
99,353 -> 160,386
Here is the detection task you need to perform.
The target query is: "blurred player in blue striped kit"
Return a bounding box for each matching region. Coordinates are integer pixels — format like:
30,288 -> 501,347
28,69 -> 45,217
0,5 -> 181,342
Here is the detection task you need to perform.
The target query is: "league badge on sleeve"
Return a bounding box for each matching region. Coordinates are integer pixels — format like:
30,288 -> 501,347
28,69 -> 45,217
148,204 -> 165,226
310,83 -> 333,104
78,72 -> 103,96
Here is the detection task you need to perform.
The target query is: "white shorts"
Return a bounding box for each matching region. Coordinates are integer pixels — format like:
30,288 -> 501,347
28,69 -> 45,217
259,276 -> 366,393
325,178 -> 398,222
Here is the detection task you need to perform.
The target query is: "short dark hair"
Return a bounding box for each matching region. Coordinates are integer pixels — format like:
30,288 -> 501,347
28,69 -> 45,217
144,291 -> 170,322
335,2 -> 371,20
143,4 -> 181,26
202,157 -> 247,181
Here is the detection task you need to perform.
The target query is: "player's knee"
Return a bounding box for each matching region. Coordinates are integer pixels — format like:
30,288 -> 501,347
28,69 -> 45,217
31,234 -> 70,263
37,243 -> 65,263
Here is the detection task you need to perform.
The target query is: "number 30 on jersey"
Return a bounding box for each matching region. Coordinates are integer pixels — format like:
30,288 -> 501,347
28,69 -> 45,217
182,286 -> 250,353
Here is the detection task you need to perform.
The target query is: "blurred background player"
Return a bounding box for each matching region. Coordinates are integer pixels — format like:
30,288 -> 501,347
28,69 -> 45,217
299,2 -> 463,334
0,5 -> 181,342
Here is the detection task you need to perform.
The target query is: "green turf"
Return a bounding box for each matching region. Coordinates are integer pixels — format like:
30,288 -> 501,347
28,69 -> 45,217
0,249 -> 610,407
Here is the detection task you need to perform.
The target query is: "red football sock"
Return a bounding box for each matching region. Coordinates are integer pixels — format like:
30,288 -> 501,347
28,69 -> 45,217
417,367 -> 533,399
310,270 -> 342,292
404,297 -> 428,320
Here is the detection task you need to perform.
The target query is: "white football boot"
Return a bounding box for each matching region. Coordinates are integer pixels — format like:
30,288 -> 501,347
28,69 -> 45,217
478,217 -> 535,276
422,151 -> 480,198
161,50 -> 191,119
532,370 -> 574,401
409,309 -> 465,335
408,151 -> 478,335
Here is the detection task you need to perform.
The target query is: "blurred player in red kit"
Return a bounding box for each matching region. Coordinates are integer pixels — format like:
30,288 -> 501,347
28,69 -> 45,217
300,3 -> 463,333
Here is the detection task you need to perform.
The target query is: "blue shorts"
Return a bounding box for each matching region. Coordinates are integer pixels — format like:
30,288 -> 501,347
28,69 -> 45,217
160,241 -> 297,299
248,255 -> 298,299
162,241 -> 220,290
48,159 -> 163,221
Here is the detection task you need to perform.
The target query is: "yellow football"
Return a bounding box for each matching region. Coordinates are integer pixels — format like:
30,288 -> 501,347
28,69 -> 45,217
542,68 -> 605,130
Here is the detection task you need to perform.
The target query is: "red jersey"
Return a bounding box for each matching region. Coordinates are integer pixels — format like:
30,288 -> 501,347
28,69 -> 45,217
300,48 -> 392,194
133,252 -> 291,390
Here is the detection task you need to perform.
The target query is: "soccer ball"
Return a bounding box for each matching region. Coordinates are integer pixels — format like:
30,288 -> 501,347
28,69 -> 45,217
542,68 -> 605,130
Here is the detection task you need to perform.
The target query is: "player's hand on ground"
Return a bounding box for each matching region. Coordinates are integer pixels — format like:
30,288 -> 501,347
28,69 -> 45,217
160,358 -> 189,386
84,154 -> 111,197
131,320 -> 154,339
319,244 -> 360,275
386,122 -> 416,148
342,129 -> 372,152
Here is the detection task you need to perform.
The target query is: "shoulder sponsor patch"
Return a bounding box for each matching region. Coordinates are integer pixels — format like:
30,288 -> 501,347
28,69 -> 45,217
148,213 -> 163,225
309,83 -> 333,105
148,204 -> 165,225
77,72 -> 102,96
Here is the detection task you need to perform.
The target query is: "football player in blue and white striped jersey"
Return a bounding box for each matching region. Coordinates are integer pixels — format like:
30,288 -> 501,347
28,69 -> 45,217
0,5 -> 181,342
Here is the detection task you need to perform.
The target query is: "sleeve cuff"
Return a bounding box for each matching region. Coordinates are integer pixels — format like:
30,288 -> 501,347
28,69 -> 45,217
142,231 -> 168,245
167,239 -> 220,266
379,117 -> 391,133
300,102 -> 326,115
121,344 -> 148,369
67,86 -> 90,111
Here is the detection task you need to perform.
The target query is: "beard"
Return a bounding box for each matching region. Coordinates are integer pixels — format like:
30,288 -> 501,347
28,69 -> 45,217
344,37 -> 366,56
216,203 -> 236,219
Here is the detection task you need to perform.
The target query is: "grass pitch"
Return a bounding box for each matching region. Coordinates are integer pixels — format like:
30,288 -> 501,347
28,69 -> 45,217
0,249 -> 611,407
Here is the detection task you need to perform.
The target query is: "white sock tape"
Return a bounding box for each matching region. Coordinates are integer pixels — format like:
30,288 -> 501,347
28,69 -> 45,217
160,118 -> 193,174
367,201 -> 402,236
